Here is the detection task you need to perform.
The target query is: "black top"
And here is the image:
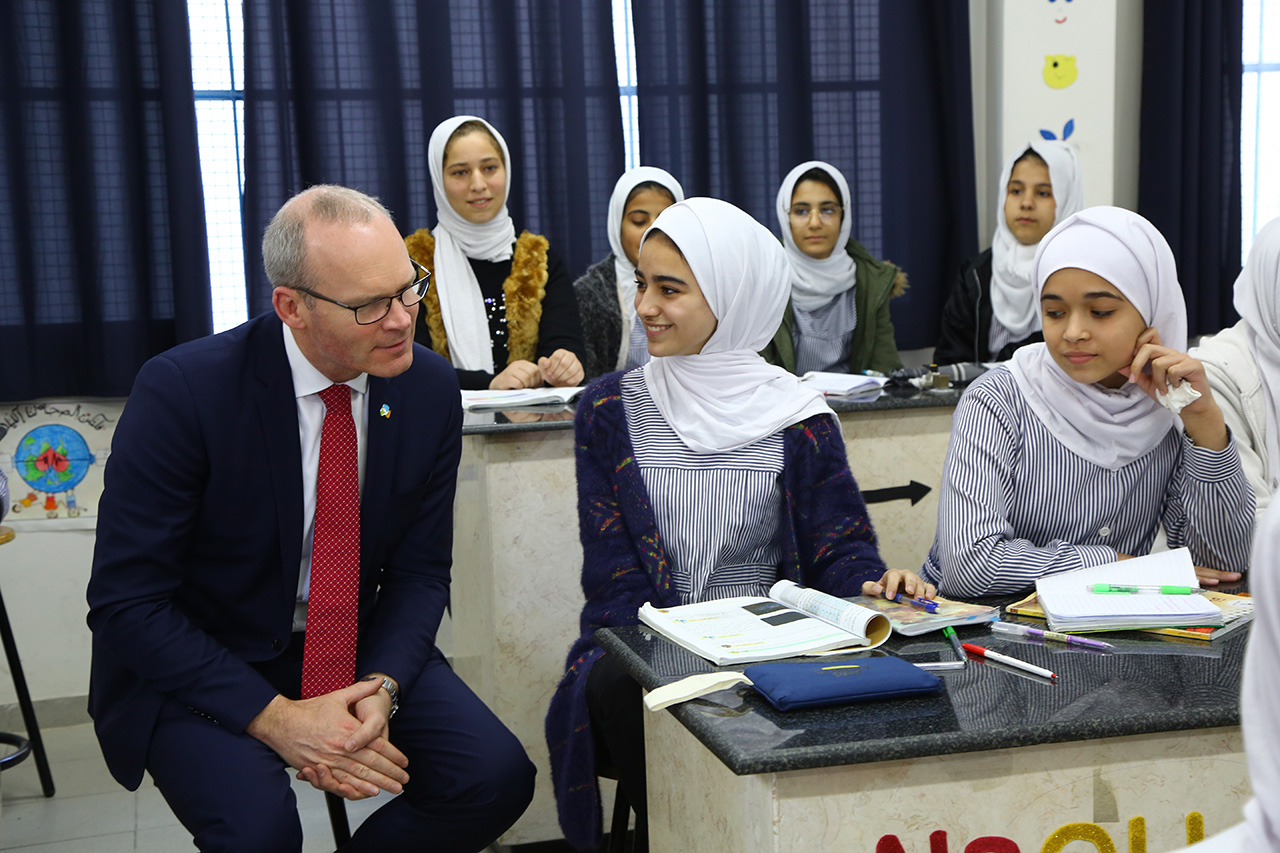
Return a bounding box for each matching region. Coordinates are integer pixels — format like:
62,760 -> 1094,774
450,246 -> 586,390
597,611 -> 1246,775
934,248 -> 1043,366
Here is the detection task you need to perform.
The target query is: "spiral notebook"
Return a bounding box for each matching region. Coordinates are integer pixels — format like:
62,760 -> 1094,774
1034,549 -> 1223,632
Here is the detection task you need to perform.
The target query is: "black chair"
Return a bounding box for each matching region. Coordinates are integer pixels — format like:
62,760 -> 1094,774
0,526 -> 55,797
326,791 -> 351,847
598,762 -> 646,853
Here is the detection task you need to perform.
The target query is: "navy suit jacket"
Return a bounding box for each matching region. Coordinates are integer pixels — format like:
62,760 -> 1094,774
86,312 -> 462,789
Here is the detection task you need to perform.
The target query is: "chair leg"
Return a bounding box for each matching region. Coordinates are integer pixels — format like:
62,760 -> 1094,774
326,791 -> 352,847
608,778 -> 631,853
0,586 -> 54,796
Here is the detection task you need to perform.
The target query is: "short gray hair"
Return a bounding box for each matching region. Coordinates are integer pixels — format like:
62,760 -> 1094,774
261,184 -> 393,293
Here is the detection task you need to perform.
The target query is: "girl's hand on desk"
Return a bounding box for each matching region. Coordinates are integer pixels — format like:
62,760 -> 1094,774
1195,565 -> 1242,586
490,360 -> 543,390
862,569 -> 937,601
538,349 -> 585,387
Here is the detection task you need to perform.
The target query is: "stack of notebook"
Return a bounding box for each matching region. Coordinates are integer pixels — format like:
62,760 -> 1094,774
1034,549 -> 1224,633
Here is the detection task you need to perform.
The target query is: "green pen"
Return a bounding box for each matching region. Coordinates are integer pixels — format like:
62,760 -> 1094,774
942,626 -> 967,663
1091,583 -> 1201,595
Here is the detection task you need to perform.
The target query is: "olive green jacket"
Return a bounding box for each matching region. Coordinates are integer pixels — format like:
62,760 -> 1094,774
761,238 -> 908,375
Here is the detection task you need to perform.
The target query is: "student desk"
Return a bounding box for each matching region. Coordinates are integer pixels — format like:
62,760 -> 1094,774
596,621 -> 1249,853
450,388 -> 962,845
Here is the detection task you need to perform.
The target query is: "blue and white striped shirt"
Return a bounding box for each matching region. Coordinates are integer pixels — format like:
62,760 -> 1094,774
622,370 -> 785,604
921,367 -> 1255,597
793,287 -> 858,375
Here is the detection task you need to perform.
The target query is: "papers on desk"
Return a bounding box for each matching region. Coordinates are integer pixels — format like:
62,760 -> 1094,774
460,386 -> 584,411
798,371 -> 889,398
1034,548 -> 1222,633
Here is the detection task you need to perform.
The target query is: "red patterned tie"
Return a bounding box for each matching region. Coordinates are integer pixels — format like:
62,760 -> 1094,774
301,383 -> 361,698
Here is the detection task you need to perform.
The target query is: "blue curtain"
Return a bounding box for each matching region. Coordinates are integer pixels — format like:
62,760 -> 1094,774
242,0 -> 625,314
631,0 -> 977,350
1138,0 -> 1243,336
0,0 -> 212,400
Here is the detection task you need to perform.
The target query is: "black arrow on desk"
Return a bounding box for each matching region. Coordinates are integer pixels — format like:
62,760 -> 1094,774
862,481 -> 932,506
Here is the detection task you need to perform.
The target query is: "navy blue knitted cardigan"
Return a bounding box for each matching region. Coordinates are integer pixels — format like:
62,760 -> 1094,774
544,371 -> 886,850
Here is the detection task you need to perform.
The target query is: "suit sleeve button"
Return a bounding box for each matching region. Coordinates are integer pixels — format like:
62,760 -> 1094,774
271,638 -> 283,651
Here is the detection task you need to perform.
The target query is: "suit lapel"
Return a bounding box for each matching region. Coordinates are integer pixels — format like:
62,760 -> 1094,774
251,318 -> 305,588
362,376 -> 401,572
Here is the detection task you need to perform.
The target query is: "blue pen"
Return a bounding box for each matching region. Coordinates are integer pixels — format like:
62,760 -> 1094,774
890,593 -> 938,613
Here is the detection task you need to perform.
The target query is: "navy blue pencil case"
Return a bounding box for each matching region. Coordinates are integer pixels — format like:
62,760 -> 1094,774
742,657 -> 942,711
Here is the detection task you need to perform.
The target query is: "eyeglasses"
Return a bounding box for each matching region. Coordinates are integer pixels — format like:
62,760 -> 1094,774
294,258 -> 431,325
788,204 -> 843,224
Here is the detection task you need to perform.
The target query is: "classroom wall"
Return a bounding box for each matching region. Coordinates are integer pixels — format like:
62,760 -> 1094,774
0,2 -> 1152,726
971,0 -> 1144,246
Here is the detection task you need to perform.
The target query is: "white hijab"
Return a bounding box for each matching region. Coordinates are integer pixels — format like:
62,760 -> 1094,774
427,115 -> 518,372
1242,500 -> 1280,849
775,161 -> 856,311
990,141 -> 1084,343
641,198 -> 834,454
607,167 -> 685,370
1009,206 -> 1184,471
1234,216 -> 1280,491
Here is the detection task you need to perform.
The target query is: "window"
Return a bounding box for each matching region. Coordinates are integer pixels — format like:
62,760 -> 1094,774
186,1 -> 639,333
1242,0 -> 1280,260
188,0 -> 246,333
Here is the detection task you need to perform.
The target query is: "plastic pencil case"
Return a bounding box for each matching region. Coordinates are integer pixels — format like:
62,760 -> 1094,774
742,657 -> 942,711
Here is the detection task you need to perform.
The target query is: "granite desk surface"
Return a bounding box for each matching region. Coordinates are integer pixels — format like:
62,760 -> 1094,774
461,384 -> 963,436
596,606 -> 1247,777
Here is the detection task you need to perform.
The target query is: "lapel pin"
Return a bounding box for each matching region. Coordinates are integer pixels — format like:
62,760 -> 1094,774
379,404 -> 391,418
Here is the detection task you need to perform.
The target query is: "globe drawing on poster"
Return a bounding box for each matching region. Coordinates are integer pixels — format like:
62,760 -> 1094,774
11,424 -> 96,518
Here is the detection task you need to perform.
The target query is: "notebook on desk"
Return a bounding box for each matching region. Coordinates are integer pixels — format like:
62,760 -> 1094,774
1033,548 -> 1223,632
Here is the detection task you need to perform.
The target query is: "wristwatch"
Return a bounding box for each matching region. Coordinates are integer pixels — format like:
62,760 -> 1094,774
378,676 -> 400,719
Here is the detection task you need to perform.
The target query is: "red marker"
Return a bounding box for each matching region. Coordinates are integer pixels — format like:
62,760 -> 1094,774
962,643 -> 1058,681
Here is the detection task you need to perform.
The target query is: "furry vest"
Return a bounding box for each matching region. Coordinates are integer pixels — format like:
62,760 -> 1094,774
402,229 -> 549,366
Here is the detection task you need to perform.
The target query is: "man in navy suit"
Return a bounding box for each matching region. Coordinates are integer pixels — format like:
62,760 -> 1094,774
87,185 -> 534,851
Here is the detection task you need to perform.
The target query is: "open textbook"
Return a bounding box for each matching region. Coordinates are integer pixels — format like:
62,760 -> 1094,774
1034,548 -> 1223,632
844,593 -> 998,636
637,580 -> 891,666
460,386 -> 584,411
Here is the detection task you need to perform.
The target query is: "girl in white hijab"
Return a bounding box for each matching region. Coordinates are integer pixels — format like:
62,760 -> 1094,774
1190,215 -> 1280,522
935,140 -> 1084,365
763,161 -> 907,375
1166,502 -> 1280,853
404,115 -> 586,390
547,197 -> 927,850
921,206 -> 1253,597
572,167 -> 685,378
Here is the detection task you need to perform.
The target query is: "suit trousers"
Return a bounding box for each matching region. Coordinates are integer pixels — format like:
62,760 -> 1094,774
146,637 -> 535,852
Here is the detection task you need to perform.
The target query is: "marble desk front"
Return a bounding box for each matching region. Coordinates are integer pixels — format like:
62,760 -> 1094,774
598,621 -> 1250,852
452,388 -> 962,845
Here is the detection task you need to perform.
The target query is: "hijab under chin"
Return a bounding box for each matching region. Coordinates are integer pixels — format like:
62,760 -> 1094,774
640,198 -> 834,454
990,141 -> 1085,347
1233,216 -> 1280,490
607,167 -> 685,370
427,115 -> 518,373
1008,206 -> 1184,471
774,161 -> 856,312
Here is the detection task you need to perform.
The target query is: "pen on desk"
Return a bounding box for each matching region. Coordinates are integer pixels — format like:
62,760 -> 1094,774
941,626 -> 967,662
914,660 -> 966,672
990,620 -> 1114,651
890,592 -> 939,613
961,642 -> 1058,680
1091,583 -> 1200,595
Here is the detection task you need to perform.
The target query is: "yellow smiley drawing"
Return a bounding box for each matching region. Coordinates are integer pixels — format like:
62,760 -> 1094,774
1043,55 -> 1078,89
